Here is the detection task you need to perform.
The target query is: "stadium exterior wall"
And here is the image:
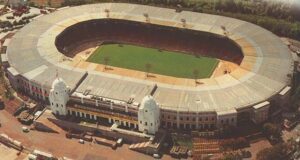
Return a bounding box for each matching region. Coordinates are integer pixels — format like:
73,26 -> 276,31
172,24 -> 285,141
5,71 -> 292,131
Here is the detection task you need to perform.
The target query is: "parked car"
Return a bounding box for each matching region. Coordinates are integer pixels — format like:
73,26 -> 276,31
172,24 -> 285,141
153,153 -> 161,159
79,139 -> 84,144
117,138 -> 123,146
22,126 -> 29,133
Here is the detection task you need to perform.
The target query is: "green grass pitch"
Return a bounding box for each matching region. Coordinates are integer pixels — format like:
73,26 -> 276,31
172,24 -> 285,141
87,44 -> 219,79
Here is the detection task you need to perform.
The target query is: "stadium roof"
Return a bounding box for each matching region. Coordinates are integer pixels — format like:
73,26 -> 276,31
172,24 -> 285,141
6,3 -> 293,113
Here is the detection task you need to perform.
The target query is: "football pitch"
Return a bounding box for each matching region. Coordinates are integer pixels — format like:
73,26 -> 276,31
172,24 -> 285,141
87,44 -> 219,79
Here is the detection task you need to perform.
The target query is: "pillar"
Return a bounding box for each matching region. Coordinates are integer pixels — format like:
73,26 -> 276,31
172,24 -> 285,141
110,102 -> 113,110
81,97 -> 84,104
176,112 -> 180,129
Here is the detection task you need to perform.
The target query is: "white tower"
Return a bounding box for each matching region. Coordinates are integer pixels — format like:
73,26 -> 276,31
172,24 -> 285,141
138,95 -> 160,135
49,77 -> 70,116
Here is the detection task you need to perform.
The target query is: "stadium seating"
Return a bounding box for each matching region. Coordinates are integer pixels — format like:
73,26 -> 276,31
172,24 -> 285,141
55,19 -> 243,64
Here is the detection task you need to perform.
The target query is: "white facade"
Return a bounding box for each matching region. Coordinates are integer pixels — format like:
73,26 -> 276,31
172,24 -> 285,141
7,0 -> 27,8
49,77 -> 70,116
252,101 -> 270,124
138,95 -> 160,135
216,110 -> 237,127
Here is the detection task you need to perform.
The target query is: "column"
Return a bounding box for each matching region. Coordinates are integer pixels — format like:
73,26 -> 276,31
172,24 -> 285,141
110,102 -> 113,110
176,111 -> 180,129
29,81 -> 33,95
81,97 -> 84,104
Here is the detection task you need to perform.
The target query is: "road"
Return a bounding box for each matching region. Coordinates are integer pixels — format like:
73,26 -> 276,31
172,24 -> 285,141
0,109 -> 173,160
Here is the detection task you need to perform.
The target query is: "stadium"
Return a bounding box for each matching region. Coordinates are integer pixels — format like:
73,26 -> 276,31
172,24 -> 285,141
4,3 -> 294,134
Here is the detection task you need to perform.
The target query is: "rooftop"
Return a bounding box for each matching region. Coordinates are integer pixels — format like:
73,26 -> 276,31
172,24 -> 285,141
6,3 -> 293,113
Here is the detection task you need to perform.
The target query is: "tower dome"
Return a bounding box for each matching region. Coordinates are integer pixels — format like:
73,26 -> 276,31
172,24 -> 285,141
49,77 -> 69,116
138,95 -> 160,134
52,77 -> 67,91
140,95 -> 158,110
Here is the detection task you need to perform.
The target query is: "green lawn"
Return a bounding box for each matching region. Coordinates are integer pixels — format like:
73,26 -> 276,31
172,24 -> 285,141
87,44 -> 219,79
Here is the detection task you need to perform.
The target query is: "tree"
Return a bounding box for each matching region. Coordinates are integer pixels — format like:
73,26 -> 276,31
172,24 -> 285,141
145,63 -> 152,77
105,9 -> 110,18
256,143 -> 289,160
220,137 -> 249,151
262,123 -> 281,139
103,56 -> 110,70
143,13 -> 149,23
193,69 -> 199,85
181,18 -> 186,28
221,25 -> 228,36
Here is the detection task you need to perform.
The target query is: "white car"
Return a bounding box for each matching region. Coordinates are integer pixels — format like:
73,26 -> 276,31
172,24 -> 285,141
22,126 -> 29,133
153,154 -> 160,159
79,139 -> 84,144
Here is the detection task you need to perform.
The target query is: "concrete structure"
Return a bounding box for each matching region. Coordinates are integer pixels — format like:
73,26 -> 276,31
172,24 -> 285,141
1,54 -> 9,69
138,95 -> 160,134
6,0 -> 27,8
216,110 -> 237,127
4,3 -> 294,132
49,77 -> 69,116
252,101 -> 270,124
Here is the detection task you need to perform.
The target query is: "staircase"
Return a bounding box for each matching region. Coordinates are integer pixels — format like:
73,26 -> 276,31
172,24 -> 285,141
129,130 -> 167,155
193,138 -> 220,155
129,141 -> 151,152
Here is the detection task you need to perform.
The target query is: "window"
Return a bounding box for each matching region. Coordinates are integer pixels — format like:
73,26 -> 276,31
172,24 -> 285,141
52,103 -> 54,106
199,118 -> 202,121
192,118 -> 196,121
140,121 -> 142,124
205,117 -> 208,121
61,104 -> 63,107
145,122 -> 147,126
232,118 -> 234,122
186,117 -> 189,121
174,116 -> 176,120
180,117 -> 183,121
167,115 -> 170,119
151,123 -> 153,126
145,110 -> 148,112
56,104 -> 58,107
